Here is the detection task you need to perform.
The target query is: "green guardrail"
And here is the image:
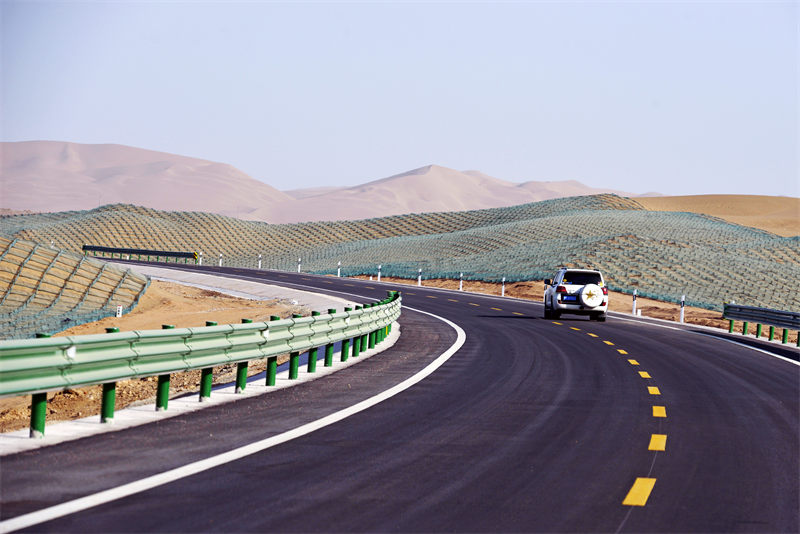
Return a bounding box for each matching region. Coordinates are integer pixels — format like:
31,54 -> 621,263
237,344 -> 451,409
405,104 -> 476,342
723,303 -> 800,346
0,291 -> 402,438
82,244 -> 197,263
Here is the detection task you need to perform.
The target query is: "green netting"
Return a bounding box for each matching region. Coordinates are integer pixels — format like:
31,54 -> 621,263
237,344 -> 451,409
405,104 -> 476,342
1,194 -> 797,314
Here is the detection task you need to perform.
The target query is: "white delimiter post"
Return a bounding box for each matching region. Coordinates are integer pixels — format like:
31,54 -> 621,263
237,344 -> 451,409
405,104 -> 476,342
377,264 -> 382,282
297,258 -> 301,273
459,273 -> 463,291
502,277 -> 506,297
258,254 -> 262,270
680,294 -> 685,323
218,254 -> 222,267
417,269 -> 422,287
337,261 -> 341,278
632,289 -> 638,315
199,253 -> 203,266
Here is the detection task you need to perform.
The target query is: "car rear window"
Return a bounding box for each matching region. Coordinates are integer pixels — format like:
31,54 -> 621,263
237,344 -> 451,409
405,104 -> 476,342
562,271 -> 601,285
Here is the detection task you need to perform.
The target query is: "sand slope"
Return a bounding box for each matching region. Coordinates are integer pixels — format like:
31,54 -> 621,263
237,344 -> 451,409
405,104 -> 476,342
0,141 -> 290,216
636,195 -> 799,237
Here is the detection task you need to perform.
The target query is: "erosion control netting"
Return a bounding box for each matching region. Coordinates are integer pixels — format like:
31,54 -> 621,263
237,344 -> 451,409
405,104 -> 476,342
1,194 -> 796,312
0,235 -> 150,340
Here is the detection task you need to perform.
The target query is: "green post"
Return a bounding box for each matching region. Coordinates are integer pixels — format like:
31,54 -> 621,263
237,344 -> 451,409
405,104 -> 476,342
235,319 -> 253,393
289,352 -> 300,379
742,321 -> 749,336
155,324 -> 174,411
768,326 -> 775,341
30,392 -> 47,438
199,368 -> 213,401
266,315 -> 280,386
308,311 -> 321,373
341,337 -> 351,362
369,330 -> 376,350
325,309 -> 336,366
782,329 -> 789,344
102,326 -> 119,429
728,320 -> 734,333
35,333 -> 51,338
756,324 -> 762,338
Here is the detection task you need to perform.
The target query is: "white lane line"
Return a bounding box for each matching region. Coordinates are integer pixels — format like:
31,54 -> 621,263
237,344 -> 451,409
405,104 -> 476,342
611,316 -> 799,367
0,306 -> 466,534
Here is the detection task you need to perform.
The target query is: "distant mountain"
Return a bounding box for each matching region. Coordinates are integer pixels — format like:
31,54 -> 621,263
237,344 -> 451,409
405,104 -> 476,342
0,141 -> 290,217
1,141 -> 640,223
258,165 -> 638,223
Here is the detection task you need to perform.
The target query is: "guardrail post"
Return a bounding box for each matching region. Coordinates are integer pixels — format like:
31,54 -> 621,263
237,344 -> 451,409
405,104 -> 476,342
308,311 -> 320,373
96,328 -> 121,422
742,321 -> 749,336
768,326 -> 775,341
155,324 -> 174,411
728,320 -> 735,333
266,316 -> 280,385
199,321 -> 217,402
782,329 -> 789,344
325,308 -> 336,366
756,324 -> 762,338
30,392 -> 47,439
352,306 -> 362,358
341,307 -> 352,361
289,314 -> 302,379
235,319 -> 253,393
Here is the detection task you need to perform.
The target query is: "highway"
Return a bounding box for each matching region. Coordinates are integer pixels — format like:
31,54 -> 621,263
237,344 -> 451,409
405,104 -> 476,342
1,265 -> 798,532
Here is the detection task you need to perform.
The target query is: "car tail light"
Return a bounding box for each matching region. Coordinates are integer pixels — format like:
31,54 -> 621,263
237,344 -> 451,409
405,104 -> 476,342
602,287 -> 608,295
603,299 -> 607,306
556,286 -> 567,293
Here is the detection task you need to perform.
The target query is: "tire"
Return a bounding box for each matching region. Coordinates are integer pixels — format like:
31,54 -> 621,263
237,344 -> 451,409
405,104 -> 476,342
579,284 -> 604,308
594,313 -> 606,322
543,300 -> 552,319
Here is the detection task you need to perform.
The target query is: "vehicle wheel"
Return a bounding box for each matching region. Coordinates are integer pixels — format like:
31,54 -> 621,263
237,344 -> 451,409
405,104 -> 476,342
543,301 -> 552,319
596,313 -> 606,322
579,284 -> 604,308
552,311 -> 561,319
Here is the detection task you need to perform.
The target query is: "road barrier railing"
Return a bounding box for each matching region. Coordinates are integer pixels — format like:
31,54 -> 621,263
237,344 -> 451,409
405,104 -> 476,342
723,303 -> 800,346
82,245 -> 197,264
0,291 -> 401,438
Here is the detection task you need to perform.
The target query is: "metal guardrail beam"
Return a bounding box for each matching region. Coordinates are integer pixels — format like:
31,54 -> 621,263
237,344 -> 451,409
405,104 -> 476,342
82,245 -> 197,262
723,304 -> 800,331
0,292 -> 401,398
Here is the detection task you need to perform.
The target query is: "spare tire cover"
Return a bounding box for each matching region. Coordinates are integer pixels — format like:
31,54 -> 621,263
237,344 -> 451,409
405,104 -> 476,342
580,284 -> 604,307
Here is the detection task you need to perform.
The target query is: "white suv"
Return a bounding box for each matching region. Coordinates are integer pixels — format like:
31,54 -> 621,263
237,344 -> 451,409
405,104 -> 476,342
543,268 -> 608,321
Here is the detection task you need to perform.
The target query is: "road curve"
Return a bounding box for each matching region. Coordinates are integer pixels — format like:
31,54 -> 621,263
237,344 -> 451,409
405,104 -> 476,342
1,265 -> 797,533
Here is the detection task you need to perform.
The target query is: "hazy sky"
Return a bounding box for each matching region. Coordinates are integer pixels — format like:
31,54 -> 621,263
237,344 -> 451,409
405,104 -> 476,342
2,1 -> 797,196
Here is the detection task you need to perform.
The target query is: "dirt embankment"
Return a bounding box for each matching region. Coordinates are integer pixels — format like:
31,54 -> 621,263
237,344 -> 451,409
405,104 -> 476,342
0,280 -> 305,433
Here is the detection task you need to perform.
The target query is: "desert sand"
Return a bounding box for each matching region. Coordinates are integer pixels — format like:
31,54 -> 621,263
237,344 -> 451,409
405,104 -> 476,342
636,195 -> 799,237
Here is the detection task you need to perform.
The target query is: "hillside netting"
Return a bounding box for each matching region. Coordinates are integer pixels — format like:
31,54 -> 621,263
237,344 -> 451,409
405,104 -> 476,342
1,194 -> 797,312
0,235 -> 150,340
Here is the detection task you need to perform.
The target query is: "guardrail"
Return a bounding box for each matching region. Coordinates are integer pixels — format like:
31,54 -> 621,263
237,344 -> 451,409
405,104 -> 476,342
82,245 -> 197,264
723,303 -> 800,346
0,291 -> 401,438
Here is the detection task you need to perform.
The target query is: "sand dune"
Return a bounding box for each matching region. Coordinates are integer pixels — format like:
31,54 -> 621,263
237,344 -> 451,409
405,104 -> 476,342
636,195 -> 799,237
0,141 -> 290,216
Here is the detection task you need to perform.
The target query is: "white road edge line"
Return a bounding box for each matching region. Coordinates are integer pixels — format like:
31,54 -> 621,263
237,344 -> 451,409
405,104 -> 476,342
0,306 -> 466,534
612,315 -> 800,367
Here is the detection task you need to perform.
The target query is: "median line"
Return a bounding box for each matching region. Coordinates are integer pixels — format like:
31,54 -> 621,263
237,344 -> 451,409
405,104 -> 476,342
648,434 -> 667,451
622,478 -> 657,506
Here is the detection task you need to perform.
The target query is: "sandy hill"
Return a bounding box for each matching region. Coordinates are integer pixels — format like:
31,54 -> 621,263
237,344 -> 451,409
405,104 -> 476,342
2,142 -> 637,223
0,141 -> 290,216
3,195 -> 797,313
636,195 -> 799,237
257,165 -> 636,223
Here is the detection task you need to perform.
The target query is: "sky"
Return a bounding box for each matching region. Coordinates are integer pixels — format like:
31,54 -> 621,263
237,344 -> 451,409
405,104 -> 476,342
1,1 -> 797,197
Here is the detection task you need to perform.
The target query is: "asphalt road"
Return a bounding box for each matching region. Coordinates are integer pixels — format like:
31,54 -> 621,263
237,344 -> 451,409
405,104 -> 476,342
1,265 -> 797,533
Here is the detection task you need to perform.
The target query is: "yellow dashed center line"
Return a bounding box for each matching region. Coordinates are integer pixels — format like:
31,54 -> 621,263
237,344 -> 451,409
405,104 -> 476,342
603,340 -> 615,346
648,386 -> 661,395
622,478 -> 657,506
469,303 -> 480,306
344,283 -> 355,287
648,434 -> 667,451
587,333 -> 598,337
638,371 -> 652,378
552,321 -> 563,325
628,359 -> 640,366
617,349 -> 628,355
512,312 -> 524,316
426,295 -> 437,299
491,307 -> 502,311
570,327 -> 581,331
365,286 -> 375,289
447,299 -> 459,302
652,406 -> 667,418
